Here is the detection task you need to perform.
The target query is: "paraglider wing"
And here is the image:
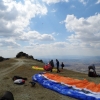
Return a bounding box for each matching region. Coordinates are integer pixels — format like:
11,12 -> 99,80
32,73 -> 100,100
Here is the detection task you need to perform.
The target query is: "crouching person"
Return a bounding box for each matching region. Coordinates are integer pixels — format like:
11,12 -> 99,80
88,64 -> 97,77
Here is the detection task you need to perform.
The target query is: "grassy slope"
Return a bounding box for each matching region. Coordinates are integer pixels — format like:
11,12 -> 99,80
0,58 -> 100,100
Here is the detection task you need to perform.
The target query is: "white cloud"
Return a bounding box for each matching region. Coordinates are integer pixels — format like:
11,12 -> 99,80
19,31 -> 55,41
24,41 -> 98,57
42,0 -> 69,4
0,0 -> 7,10
52,42 -> 67,48
25,42 -> 71,57
96,0 -> 100,4
64,14 -> 100,49
79,0 -> 88,5
26,42 -> 69,50
0,0 -> 48,37
0,0 -> 100,58
39,34 -> 55,41
0,38 -> 21,48
1,39 -> 100,58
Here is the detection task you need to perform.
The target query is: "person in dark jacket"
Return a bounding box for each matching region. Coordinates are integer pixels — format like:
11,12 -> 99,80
61,62 -> 64,69
56,59 -> 60,73
49,60 -> 54,72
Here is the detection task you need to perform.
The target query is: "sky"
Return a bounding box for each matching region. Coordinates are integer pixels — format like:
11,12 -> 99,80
0,0 -> 100,58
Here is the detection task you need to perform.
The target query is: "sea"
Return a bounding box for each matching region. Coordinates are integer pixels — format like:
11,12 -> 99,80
37,56 -> 100,74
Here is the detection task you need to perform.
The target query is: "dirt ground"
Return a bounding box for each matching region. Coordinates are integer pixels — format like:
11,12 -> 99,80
0,58 -> 100,100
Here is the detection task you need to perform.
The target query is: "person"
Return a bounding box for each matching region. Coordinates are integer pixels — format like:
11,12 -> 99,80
49,60 -> 54,72
88,64 -> 97,77
88,64 -> 96,75
61,62 -> 64,69
56,59 -> 60,73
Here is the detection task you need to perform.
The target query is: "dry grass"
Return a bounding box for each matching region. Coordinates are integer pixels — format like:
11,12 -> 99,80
0,58 -> 100,100
0,58 -> 17,69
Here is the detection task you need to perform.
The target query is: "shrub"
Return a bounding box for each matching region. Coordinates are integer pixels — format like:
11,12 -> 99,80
0,56 -> 4,62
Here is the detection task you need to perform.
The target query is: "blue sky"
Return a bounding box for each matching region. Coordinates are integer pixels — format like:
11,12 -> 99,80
0,0 -> 100,58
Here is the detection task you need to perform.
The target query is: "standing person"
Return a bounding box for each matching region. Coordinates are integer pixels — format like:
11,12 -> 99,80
56,59 -> 60,73
61,62 -> 64,69
49,60 -> 54,72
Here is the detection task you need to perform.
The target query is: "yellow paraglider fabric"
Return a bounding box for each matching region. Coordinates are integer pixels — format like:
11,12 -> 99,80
32,66 -> 57,71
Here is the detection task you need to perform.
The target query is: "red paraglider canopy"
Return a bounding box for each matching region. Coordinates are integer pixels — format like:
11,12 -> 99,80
44,64 -> 52,71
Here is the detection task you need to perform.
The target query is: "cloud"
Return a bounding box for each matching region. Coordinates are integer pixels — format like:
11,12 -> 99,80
1,40 -> 99,58
23,24 -> 100,56
26,42 -> 68,50
0,38 -> 21,48
79,0 -> 88,5
64,14 -> 100,49
0,0 -> 48,37
0,0 -> 7,10
96,0 -> 100,4
42,0 -> 69,4
52,42 -> 67,48
25,42 -> 70,57
25,41 -> 96,57
19,31 -> 55,41
0,0 -> 100,58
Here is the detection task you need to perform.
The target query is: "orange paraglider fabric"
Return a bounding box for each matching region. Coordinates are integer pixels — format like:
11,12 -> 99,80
43,73 -> 100,92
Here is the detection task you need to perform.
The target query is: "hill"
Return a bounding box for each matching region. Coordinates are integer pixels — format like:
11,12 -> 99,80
0,58 -> 100,100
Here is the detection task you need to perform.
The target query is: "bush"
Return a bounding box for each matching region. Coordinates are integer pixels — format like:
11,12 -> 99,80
16,51 -> 34,59
16,51 -> 23,58
0,56 -> 4,62
34,59 -> 43,63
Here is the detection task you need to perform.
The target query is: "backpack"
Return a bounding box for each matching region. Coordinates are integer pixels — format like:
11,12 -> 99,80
0,91 -> 14,100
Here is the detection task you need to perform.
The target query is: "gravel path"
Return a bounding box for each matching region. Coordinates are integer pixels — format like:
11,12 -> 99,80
0,59 -> 24,79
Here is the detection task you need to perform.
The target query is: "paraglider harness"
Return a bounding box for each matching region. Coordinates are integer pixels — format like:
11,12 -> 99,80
44,64 -> 52,71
